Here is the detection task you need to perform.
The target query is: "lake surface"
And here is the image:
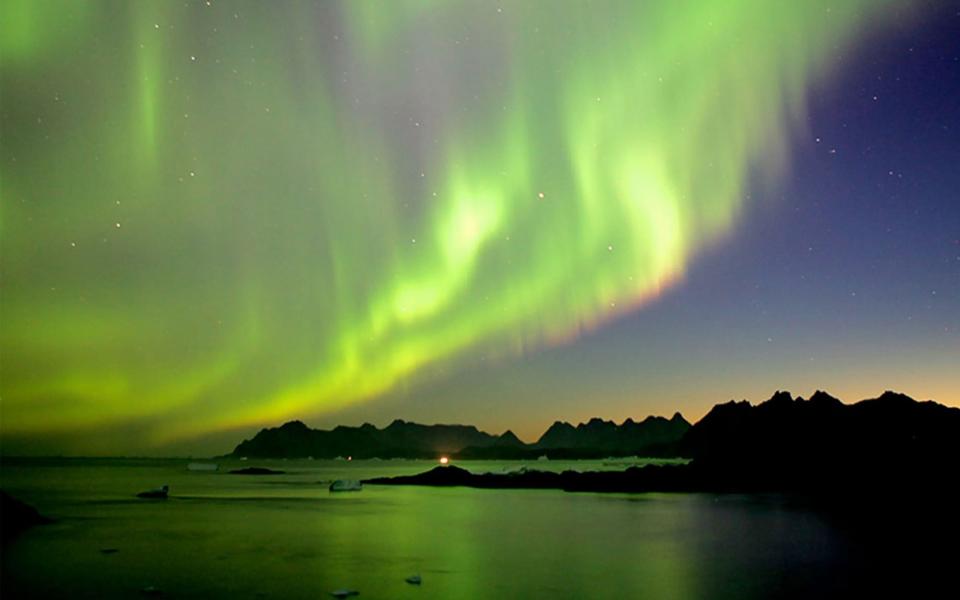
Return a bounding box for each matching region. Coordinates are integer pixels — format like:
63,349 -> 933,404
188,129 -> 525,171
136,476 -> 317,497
0,457 -> 934,598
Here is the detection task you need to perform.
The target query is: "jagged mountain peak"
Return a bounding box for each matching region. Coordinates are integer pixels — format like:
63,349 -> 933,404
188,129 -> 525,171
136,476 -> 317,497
279,420 -> 309,431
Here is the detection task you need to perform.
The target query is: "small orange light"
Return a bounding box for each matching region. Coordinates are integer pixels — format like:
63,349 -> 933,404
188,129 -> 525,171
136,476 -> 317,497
439,456 -> 449,465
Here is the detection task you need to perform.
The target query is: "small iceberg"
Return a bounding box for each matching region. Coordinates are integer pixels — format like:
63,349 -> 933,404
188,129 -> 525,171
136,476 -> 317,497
329,589 -> 359,598
501,465 -> 529,475
405,574 -> 422,585
329,479 -> 362,492
136,485 -> 169,499
187,462 -> 219,471
537,455 -> 549,461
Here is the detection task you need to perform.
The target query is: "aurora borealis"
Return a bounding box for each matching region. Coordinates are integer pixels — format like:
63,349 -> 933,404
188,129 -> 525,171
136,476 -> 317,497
2,1 -> 958,455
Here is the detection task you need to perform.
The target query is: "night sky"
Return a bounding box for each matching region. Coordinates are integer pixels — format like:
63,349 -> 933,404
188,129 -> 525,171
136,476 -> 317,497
2,1 -> 958,456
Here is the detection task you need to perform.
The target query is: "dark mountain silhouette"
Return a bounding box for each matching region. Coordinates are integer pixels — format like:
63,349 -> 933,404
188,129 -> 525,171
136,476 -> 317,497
230,389 -> 959,479
230,412 -> 691,459
368,390 -> 960,497
679,389 -> 960,491
230,418 -> 515,459
535,421 -> 578,448
536,413 -> 690,452
458,413 -> 691,459
493,430 -> 525,447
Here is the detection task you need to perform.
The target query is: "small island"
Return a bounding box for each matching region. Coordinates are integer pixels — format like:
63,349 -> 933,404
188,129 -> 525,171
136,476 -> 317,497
228,467 -> 286,475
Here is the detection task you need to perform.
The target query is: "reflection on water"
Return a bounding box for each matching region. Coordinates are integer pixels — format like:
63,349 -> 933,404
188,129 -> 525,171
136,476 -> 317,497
0,458 -> 922,598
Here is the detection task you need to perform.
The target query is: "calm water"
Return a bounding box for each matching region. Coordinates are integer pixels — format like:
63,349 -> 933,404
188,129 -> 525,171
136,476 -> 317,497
0,457 -> 906,598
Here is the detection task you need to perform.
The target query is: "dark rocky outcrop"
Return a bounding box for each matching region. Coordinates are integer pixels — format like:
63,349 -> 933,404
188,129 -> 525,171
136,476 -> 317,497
136,485 -> 169,499
363,464 -> 697,493
1,490 -> 52,542
228,467 -> 285,475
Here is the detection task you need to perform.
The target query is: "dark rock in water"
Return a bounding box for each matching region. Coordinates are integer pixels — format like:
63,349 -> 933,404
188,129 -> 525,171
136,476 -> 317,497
405,574 -> 422,585
141,586 -> 162,596
100,548 -> 120,554
228,467 -> 285,475
329,589 -> 359,598
373,465 -> 476,486
1,490 -> 52,542
365,465 -> 556,489
136,485 -> 169,499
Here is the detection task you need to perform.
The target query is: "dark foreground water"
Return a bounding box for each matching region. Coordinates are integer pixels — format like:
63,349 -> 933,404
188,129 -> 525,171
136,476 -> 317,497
0,457 -> 945,599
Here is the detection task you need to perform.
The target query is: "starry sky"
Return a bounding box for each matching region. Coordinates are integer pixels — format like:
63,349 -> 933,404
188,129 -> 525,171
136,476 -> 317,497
1,1 -> 958,456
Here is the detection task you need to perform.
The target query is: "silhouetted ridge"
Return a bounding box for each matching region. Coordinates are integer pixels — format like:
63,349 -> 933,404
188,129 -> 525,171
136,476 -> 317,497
369,390 -> 960,499
231,411 -> 691,459
535,414 -> 690,455
807,390 -> 842,407
495,430 -> 524,447
229,389 -> 957,483
535,421 -> 578,448
679,390 -> 960,492
231,420 -> 503,459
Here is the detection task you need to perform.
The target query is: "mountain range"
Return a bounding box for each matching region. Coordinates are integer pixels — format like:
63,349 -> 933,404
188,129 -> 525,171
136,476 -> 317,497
229,412 -> 691,459
229,390 -> 959,465
680,389 -> 960,490
367,389 -> 960,496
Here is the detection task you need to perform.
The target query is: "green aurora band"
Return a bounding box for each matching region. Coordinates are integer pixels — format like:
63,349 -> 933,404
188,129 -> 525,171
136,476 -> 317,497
1,1 -> 899,452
